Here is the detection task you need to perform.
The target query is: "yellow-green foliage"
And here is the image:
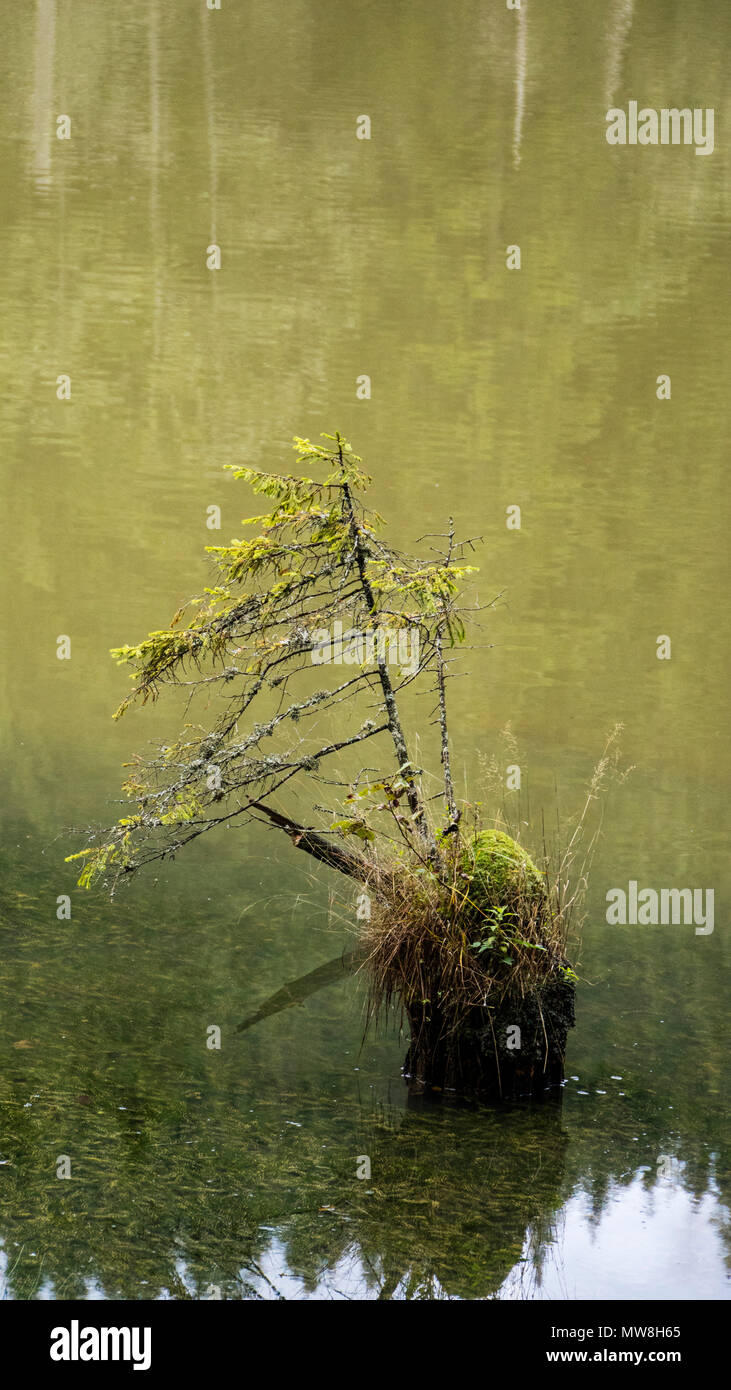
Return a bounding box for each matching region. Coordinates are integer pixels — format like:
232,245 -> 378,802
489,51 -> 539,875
66,790 -> 204,887
65,837 -> 132,889
108,434 -> 384,720
74,430 -> 482,897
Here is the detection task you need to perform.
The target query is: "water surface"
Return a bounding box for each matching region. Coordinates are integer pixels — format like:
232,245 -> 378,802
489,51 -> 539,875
0,0 -> 729,1299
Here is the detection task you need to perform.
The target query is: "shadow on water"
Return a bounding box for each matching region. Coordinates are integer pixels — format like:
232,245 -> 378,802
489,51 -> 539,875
235,950 -> 365,1036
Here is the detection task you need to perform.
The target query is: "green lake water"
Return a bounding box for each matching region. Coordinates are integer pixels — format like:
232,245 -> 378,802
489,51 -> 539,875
0,0 -> 729,1299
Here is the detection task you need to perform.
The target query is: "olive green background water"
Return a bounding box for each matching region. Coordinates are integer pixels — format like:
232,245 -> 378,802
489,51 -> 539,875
0,0 -> 729,1298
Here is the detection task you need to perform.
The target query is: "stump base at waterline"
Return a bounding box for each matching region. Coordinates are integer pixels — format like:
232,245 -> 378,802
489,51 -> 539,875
403,977 -> 576,1101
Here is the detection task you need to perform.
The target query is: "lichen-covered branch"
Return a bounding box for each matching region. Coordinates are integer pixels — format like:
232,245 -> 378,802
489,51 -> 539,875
69,433 -> 478,894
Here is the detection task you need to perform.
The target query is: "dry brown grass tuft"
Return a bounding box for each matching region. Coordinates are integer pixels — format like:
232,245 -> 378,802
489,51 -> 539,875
359,839 -> 568,1063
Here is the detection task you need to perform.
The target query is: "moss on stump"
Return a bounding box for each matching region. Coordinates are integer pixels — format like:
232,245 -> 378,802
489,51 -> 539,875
466,829 -> 546,906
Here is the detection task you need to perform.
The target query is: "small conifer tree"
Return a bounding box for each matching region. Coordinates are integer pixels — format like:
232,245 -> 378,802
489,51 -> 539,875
69,431 -> 577,1097
69,433 -> 477,892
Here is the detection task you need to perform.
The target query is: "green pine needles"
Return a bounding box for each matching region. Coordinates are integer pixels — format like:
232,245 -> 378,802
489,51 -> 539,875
68,432 -> 479,892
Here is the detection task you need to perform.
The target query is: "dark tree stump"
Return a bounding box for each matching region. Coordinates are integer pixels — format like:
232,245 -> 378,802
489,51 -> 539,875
403,977 -> 576,1101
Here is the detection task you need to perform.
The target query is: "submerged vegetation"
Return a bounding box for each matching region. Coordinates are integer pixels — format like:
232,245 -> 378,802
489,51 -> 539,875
69,432 -> 603,1096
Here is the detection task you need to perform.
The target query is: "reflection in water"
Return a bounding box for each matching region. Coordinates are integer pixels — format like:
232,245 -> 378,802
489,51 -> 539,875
31,0 -> 56,193
201,0 -> 219,248
604,0 -> 635,109
147,0 -> 164,369
512,1 -> 528,169
235,949 -> 363,1034
1,0 -> 729,1298
0,835 -> 729,1300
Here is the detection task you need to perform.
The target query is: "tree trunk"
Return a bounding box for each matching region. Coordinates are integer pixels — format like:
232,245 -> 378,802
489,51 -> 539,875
403,977 -> 576,1102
